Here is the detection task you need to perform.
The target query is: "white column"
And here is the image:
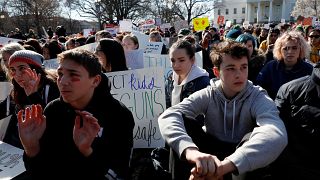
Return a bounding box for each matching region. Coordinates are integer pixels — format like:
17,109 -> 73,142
257,2 -> 261,23
282,0 -> 286,19
247,3 -> 252,22
269,0 -> 273,23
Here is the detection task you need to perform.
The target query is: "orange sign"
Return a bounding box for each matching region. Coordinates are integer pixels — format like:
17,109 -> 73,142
217,16 -> 225,25
303,17 -> 313,26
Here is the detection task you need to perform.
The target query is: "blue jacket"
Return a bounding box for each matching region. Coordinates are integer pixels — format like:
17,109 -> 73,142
256,59 -> 313,99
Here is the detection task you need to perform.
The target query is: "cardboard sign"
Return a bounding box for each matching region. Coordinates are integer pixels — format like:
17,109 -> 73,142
105,67 -> 166,148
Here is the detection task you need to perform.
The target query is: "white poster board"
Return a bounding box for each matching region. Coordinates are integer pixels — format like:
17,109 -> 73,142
106,67 -> 166,148
143,52 -> 203,80
0,37 -> 20,46
43,59 -> 59,70
0,82 -> 12,101
132,31 -> 149,50
125,49 -> 144,70
0,115 -> 11,141
75,42 -> 97,52
119,20 -> 133,33
145,42 -> 163,54
0,141 -> 25,180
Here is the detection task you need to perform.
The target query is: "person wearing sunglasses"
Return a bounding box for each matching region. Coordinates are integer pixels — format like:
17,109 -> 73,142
308,28 -> 320,64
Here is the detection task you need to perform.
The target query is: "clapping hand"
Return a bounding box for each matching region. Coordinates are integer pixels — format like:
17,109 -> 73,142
17,104 -> 46,157
73,111 -> 100,157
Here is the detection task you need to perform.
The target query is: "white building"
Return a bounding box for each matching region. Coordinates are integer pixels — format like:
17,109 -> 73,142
213,0 -> 296,25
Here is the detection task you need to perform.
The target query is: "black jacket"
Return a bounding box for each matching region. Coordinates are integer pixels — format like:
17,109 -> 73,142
23,74 -> 135,180
0,78 -> 60,149
274,63 -> 320,179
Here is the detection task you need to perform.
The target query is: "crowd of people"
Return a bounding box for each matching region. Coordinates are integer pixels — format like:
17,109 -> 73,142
0,19 -> 320,180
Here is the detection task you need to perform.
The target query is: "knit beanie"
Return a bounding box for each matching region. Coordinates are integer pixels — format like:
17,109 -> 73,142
226,29 -> 242,40
9,50 -> 44,68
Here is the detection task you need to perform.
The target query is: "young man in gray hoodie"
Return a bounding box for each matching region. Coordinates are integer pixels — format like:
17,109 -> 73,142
158,40 -> 288,180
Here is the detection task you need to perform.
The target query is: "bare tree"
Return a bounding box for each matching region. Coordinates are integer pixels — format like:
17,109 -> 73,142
63,0 -> 78,33
73,0 -> 104,30
173,0 -> 219,25
7,0 -> 61,37
292,0 -> 320,18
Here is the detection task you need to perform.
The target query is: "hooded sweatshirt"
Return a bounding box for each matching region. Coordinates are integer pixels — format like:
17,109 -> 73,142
158,79 -> 287,174
171,65 -> 209,106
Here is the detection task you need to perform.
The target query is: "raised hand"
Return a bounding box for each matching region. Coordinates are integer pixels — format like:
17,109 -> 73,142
22,68 -> 41,96
73,111 -> 100,157
17,104 -> 46,157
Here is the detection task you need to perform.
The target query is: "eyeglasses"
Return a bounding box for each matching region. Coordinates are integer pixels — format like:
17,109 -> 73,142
309,35 -> 320,38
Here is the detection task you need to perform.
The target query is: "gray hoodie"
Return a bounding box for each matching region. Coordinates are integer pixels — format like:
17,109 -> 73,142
158,79 -> 287,174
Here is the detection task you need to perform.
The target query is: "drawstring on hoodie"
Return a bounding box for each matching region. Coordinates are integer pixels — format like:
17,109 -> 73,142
223,101 -> 227,135
232,101 -> 235,139
223,100 -> 236,139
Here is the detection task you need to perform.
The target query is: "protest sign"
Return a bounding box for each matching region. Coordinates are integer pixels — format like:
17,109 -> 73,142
193,17 -> 209,31
0,37 -> 20,46
145,42 -> 163,54
143,52 -> 203,80
43,59 -> 59,70
75,42 -> 97,52
125,49 -> 144,70
0,141 -> 25,180
119,20 -> 133,32
106,67 -> 166,148
0,116 -> 11,141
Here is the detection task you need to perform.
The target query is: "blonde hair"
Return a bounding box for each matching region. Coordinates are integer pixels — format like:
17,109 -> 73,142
273,31 -> 310,61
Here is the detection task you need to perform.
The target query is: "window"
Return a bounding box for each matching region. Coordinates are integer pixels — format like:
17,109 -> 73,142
218,9 -> 221,15
242,19 -> 245,23
233,19 -> 237,24
242,7 -> 245,14
234,8 -> 237,14
226,9 -> 229,15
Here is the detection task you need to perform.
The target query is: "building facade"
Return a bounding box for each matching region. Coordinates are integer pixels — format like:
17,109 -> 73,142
213,0 -> 296,25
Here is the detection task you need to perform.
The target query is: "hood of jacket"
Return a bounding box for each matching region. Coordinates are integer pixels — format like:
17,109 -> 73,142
209,78 -> 257,140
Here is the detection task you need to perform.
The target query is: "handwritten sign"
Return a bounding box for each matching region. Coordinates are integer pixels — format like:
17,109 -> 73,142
145,42 -> 163,54
143,52 -> 203,80
0,141 -> 25,180
193,17 -> 209,31
43,58 -> 59,70
106,67 -> 166,148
